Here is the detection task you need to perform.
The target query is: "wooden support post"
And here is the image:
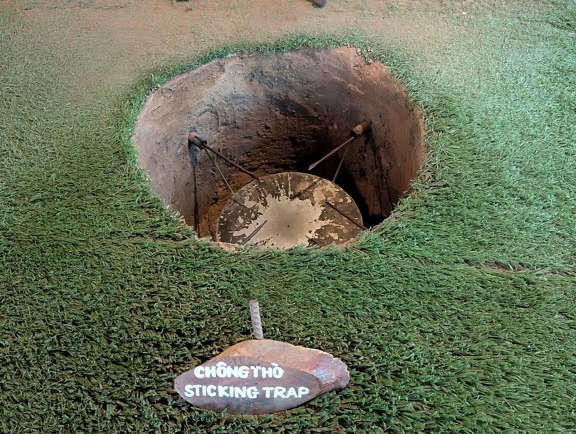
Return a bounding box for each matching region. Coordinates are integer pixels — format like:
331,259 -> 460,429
249,300 -> 264,340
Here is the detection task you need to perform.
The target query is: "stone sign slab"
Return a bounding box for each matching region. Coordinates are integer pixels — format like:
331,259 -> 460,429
174,339 -> 349,414
175,355 -> 322,414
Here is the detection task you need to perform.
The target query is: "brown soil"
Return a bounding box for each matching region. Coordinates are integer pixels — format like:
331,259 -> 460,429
133,47 -> 425,241
3,0 -> 461,103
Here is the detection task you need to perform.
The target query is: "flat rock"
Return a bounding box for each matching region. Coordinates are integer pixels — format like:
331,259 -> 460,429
174,339 -> 349,414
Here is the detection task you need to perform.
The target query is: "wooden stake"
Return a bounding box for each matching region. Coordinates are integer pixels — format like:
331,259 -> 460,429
249,300 -> 264,340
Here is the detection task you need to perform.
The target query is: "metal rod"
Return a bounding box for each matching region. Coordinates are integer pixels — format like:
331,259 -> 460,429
203,147 -> 235,195
325,201 -> 368,230
308,121 -> 371,171
241,220 -> 268,245
188,133 -> 259,180
193,167 -> 200,234
249,300 -> 264,339
309,136 -> 355,171
188,143 -> 200,233
289,178 -> 321,200
332,145 -> 351,182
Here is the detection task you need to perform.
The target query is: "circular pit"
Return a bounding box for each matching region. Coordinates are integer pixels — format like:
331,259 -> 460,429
133,47 -> 425,249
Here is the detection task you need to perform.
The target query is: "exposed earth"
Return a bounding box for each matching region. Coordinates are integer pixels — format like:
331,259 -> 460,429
133,47 -> 424,240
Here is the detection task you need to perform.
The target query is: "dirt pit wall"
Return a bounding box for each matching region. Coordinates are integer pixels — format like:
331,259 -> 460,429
133,47 -> 425,240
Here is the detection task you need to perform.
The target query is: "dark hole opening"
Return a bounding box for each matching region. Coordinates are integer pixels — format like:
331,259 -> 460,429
133,47 -> 425,246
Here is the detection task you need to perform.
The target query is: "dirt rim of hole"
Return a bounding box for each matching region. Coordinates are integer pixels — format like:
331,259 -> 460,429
132,46 -> 425,250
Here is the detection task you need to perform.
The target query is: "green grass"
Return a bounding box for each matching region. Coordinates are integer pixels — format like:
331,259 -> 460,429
1,1 -> 575,432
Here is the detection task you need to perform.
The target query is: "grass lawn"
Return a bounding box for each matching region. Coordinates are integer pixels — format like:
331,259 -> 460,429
1,0 -> 575,431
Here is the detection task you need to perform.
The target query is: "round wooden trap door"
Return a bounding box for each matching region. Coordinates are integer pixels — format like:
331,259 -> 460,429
216,172 -> 364,249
